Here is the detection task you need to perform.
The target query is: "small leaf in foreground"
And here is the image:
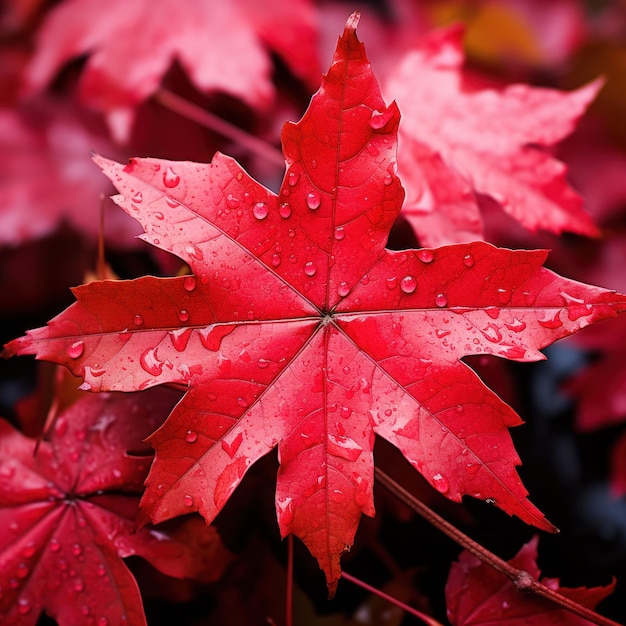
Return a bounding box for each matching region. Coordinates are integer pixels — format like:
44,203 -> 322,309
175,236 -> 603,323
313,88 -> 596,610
4,14 -> 626,593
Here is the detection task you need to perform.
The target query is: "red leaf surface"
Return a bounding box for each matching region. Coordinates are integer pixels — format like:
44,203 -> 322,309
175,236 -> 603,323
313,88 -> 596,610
385,25 -> 600,246
22,0 -> 318,141
446,536 -> 615,625
0,99 -> 138,246
5,15 -> 626,592
0,389 -> 229,626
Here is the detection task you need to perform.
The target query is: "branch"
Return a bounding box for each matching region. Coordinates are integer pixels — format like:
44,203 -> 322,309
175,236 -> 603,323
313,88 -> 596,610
154,88 -> 285,168
341,571 -> 445,626
375,468 -> 622,626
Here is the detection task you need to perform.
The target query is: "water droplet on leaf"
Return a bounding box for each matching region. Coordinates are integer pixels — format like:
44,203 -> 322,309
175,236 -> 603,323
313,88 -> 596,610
338,282 -> 350,297
418,249 -> 434,263
163,167 -> 180,188
279,202 -> 292,219
252,202 -> 269,220
432,473 -> 450,493
400,275 -> 417,294
183,276 -> 197,292
183,495 -> 194,507
67,341 -> 84,359
306,191 -> 321,210
304,261 -> 317,277
184,430 -> 198,443
435,293 -> 448,307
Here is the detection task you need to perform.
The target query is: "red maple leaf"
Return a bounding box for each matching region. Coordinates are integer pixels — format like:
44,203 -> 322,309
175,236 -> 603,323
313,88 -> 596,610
5,15 -> 626,593
22,0 -> 319,141
385,25 -> 600,246
445,536 -> 615,625
0,388 -> 230,626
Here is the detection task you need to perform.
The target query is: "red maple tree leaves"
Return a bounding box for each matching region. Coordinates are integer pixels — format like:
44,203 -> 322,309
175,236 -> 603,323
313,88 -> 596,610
23,0 -> 319,141
0,388 -> 230,625
386,25 -> 600,246
4,14 -> 626,596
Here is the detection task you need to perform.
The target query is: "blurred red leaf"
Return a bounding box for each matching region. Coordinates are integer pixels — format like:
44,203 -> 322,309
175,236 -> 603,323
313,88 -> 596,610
386,25 -> 600,246
0,99 -> 138,246
23,0 -> 319,141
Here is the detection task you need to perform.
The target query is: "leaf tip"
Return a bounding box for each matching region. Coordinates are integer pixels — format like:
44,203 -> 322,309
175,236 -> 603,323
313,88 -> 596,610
344,11 -> 361,34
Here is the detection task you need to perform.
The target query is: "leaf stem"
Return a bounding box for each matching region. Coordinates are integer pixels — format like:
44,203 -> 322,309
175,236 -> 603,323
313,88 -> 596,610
286,534 -> 293,626
154,88 -> 285,168
341,571 -> 444,626
375,468 -> 623,626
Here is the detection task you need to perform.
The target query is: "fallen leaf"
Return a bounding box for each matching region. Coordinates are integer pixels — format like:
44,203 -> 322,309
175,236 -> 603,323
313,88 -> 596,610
5,15 -> 626,594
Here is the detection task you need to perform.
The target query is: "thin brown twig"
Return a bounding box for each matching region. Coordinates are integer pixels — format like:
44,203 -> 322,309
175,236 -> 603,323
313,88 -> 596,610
342,571 -> 445,626
154,88 -> 285,168
375,467 -> 622,626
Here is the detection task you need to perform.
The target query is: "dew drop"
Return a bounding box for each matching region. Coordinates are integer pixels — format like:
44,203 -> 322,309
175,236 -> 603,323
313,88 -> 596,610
49,539 -> 61,552
311,160 -> 318,169
183,495 -> 194,507
154,211 -> 164,220
340,406 -> 352,419
481,324 -> 503,343
287,171 -> 300,186
304,261 -> 317,277
435,293 -> 448,307
463,254 -> 474,268
383,173 -> 393,186
183,276 -> 197,292
236,397 -> 249,408
74,579 -> 84,592
184,244 -> 204,261
178,309 -> 189,323
17,599 -> 31,615
184,430 -> 198,444
131,191 -> 143,203
386,276 -> 397,290
334,226 -> 345,241
497,288 -> 511,304
257,358 -> 270,369
97,617 -> 109,626
279,202 -> 292,219
133,314 -> 144,326
432,473 -> 450,493
338,282 -> 350,297
505,318 -> 526,333
252,202 -> 269,220
163,167 -> 180,188
71,543 -> 82,556
537,310 -> 563,329
226,194 -> 239,209
221,432 -> 243,458
140,347 -> 164,376
418,249 -> 434,263
400,275 -> 417,294
306,191 -> 321,210
271,254 -> 281,267
67,341 -> 84,359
